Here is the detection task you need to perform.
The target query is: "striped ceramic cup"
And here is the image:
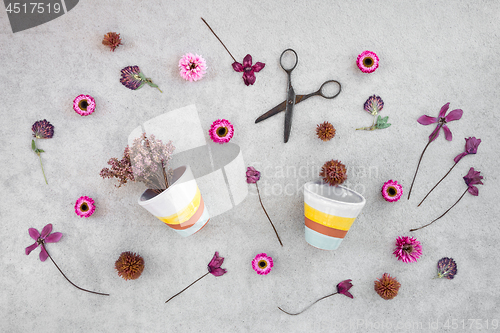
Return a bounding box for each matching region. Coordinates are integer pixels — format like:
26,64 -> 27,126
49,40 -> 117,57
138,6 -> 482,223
304,180 -> 366,250
138,165 -> 210,237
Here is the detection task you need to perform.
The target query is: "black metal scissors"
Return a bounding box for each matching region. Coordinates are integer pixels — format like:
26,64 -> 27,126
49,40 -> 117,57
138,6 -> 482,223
255,49 -> 342,143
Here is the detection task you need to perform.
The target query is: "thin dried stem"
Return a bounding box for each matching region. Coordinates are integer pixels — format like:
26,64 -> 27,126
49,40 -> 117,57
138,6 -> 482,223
201,17 -> 237,63
417,162 -> 458,207
165,272 -> 209,303
278,292 -> 338,315
408,140 -> 431,200
410,189 -> 468,232
255,183 -> 283,247
42,244 -> 109,296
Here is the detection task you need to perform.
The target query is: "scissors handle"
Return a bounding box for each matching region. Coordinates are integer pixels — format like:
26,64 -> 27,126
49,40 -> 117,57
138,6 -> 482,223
296,80 -> 342,104
280,49 -> 298,73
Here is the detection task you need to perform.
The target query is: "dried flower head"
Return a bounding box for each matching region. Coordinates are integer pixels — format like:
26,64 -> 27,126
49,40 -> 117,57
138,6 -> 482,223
463,167 -> 483,196
374,273 -> 401,300
393,236 -> 422,263
73,94 -> 96,116
337,279 -> 354,299
320,160 -> 347,186
179,53 -> 207,81
207,251 -> 227,277
209,119 -> 234,144
252,253 -> 273,275
115,251 -> 145,280
32,119 -> 54,139
246,167 -> 261,184
364,95 -> 384,116
381,180 -> 403,202
120,66 -> 162,92
357,50 -> 379,73
74,196 -> 96,218
102,32 -> 122,52
436,257 -> 457,279
316,121 -> 336,141
100,146 -> 135,187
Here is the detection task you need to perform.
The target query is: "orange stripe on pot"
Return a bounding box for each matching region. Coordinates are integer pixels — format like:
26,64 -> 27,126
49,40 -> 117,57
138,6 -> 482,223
164,197 -> 206,230
157,187 -> 201,225
304,217 -> 348,238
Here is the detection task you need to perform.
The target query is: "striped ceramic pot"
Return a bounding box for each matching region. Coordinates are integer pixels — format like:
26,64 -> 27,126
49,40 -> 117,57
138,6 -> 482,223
138,165 -> 210,237
303,180 -> 366,250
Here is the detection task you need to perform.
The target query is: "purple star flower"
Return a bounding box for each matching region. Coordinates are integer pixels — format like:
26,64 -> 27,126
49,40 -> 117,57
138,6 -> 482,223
337,279 -> 354,299
417,102 -> 463,142
207,251 -> 227,276
25,223 -> 62,261
463,167 -> 483,196
454,137 -> 482,163
232,54 -> 265,86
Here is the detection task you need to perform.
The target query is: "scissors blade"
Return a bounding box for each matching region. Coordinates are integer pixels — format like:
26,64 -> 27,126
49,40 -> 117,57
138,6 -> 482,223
255,95 -> 306,124
283,86 -> 296,143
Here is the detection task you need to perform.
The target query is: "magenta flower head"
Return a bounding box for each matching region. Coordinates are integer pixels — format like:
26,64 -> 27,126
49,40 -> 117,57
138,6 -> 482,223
25,224 -> 62,262
209,119 -> 234,144
357,50 -> 379,73
246,167 -> 261,184
393,236 -> 422,263
436,257 -> 457,280
417,103 -> 463,142
463,167 -> 483,196
454,137 -> 481,163
32,119 -> 54,139
75,196 -> 96,218
232,54 -> 265,86
208,251 -> 227,277
179,53 -> 207,82
381,180 -> 403,202
337,279 -> 354,298
252,253 -> 273,275
73,94 -> 96,116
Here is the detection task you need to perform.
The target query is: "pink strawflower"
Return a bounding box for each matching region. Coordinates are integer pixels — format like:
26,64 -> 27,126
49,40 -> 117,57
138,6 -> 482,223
73,94 -> 96,116
252,253 -> 273,275
381,180 -> 403,202
25,224 -> 62,262
357,50 -> 379,73
75,196 -> 96,218
393,236 -> 422,263
209,119 -> 234,144
179,53 -> 207,82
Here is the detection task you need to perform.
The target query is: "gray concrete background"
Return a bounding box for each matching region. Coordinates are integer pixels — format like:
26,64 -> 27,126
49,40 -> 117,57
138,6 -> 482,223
1,1 -> 499,332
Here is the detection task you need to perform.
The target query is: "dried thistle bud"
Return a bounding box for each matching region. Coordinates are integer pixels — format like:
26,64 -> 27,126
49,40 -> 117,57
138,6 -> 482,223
115,251 -> 144,280
316,121 -> 336,141
374,273 -> 401,300
102,32 -> 122,52
320,159 -> 347,186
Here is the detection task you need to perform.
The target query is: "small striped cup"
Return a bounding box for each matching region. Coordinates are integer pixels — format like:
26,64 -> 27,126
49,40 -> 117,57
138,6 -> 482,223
304,180 -> 366,250
138,165 -> 210,237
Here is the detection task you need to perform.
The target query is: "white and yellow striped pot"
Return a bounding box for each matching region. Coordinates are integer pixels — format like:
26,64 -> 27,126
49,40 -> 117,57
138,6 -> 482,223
138,165 -> 210,237
304,181 -> 366,250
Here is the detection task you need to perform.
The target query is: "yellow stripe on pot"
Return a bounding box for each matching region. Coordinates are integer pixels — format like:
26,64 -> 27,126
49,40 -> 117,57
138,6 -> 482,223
157,188 -> 201,225
304,203 -> 356,231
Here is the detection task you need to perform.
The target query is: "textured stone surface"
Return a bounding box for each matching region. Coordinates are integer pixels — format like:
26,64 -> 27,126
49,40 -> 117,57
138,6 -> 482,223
1,0 -> 499,332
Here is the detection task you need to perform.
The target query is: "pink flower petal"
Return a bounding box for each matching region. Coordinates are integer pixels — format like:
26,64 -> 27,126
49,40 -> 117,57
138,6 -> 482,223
28,228 -> 40,241
417,115 -> 437,125
428,125 -> 441,142
242,71 -> 256,86
252,62 -> 265,72
445,109 -> 463,122
242,54 -> 253,68
438,103 -> 450,118
232,62 -> 244,72
45,232 -> 62,243
40,224 -> 53,239
210,267 -> 227,277
442,124 -> 453,141
25,242 -> 39,255
468,186 -> 479,196
39,246 -> 49,262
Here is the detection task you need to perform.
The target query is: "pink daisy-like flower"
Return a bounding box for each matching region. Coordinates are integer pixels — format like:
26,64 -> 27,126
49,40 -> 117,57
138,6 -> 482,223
73,95 -> 96,116
393,236 -> 422,263
356,50 -> 379,73
75,196 -> 96,218
252,253 -> 273,275
381,180 -> 403,202
209,119 -> 234,144
179,53 -> 207,82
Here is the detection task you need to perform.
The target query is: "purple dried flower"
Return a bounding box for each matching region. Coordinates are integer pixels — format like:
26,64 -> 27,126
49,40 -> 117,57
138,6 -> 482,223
232,54 -> 265,86
463,167 -> 483,196
364,95 -> 384,116
120,66 -> 162,92
32,119 -> 54,139
337,279 -> 354,299
100,146 -> 135,187
436,257 -> 457,279
454,137 -> 481,163
246,167 -> 261,184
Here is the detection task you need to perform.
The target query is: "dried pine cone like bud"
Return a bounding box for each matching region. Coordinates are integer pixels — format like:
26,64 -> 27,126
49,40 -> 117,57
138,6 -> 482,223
374,273 -> 401,300
320,159 -> 347,186
316,121 -> 336,141
102,32 -> 122,52
115,251 -> 144,280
